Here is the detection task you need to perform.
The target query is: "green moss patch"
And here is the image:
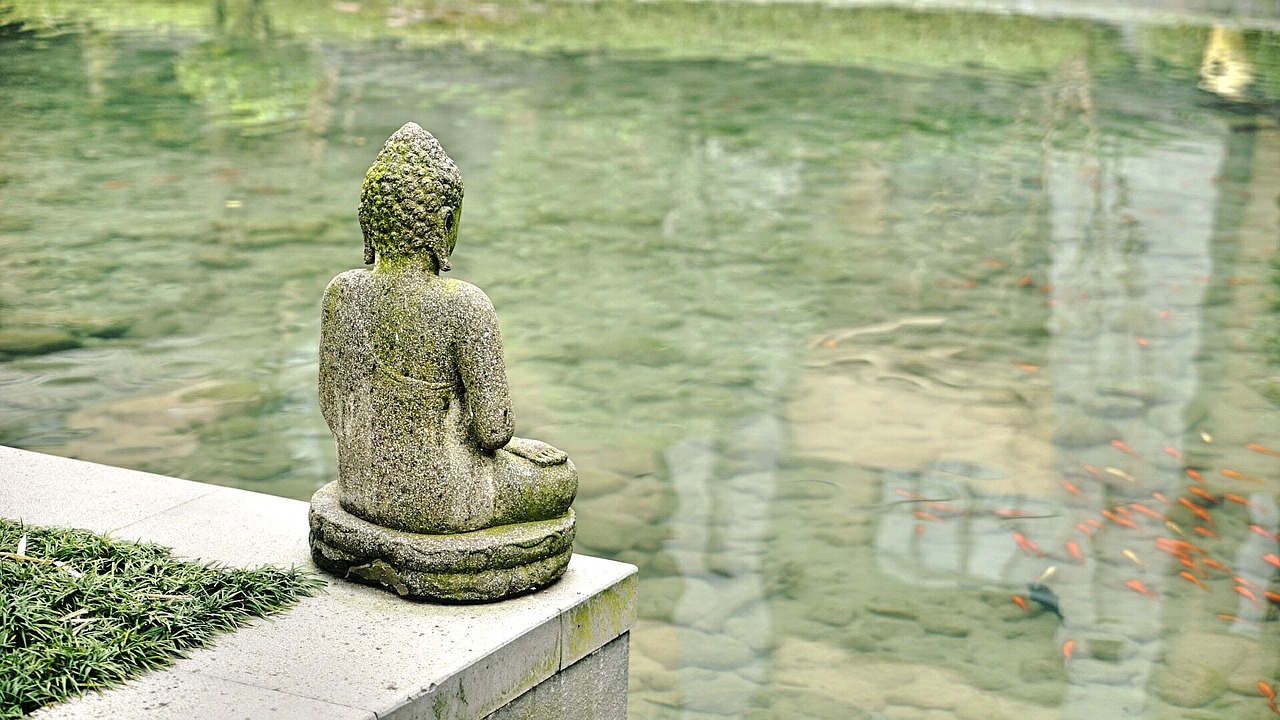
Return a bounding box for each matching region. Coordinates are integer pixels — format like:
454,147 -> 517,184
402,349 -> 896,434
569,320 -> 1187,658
0,519 -> 322,718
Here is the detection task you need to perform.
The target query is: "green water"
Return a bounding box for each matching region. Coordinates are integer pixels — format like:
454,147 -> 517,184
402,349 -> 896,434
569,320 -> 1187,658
2,2 -> 1279,718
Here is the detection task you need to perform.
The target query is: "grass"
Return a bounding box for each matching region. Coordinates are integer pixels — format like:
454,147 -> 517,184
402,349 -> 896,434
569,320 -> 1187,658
0,518 -> 323,718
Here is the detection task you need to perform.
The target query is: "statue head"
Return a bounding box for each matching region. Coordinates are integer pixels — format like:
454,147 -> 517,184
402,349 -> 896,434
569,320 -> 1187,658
358,122 -> 464,271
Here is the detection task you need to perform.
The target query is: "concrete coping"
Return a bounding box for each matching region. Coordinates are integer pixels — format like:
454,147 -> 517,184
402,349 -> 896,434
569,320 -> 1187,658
0,445 -> 637,719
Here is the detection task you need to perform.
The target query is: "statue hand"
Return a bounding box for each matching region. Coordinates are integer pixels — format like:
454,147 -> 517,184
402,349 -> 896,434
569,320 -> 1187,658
505,437 -> 568,467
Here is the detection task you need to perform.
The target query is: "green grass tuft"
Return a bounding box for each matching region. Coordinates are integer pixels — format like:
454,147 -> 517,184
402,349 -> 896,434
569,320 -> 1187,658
0,518 -> 323,718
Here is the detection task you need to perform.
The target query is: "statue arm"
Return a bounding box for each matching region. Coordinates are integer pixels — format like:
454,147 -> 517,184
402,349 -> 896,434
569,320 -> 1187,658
456,285 -> 515,451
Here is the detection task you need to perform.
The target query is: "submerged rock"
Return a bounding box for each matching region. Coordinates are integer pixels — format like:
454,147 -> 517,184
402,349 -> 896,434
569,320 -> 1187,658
0,327 -> 80,357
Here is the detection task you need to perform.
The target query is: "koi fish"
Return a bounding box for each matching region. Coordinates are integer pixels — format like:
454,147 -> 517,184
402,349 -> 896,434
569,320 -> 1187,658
1125,578 -> 1159,599
1162,445 -> 1184,459
1122,549 -> 1144,566
1178,571 -> 1208,591
1111,439 -> 1139,457
1221,468 -> 1263,483
1224,493 -> 1251,506
1186,468 -> 1204,483
1200,431 -> 1214,443
1013,532 -> 1045,557
1083,464 -> 1100,477
1102,510 -> 1139,530
1062,639 -> 1076,660
1188,486 -> 1219,504
1202,558 -> 1230,574
1264,554 -> 1280,570
1260,681 -> 1275,701
1061,480 -> 1081,496
1266,591 -> 1280,605
1027,582 -> 1062,620
913,510 -> 943,522
1194,526 -> 1220,540
1136,336 -> 1150,347
1245,443 -> 1280,457
1152,492 -> 1170,504
1129,503 -> 1163,520
1249,525 -> 1278,542
1011,594 -> 1031,612
1105,466 -> 1137,483
1075,522 -> 1097,536
1066,540 -> 1085,563
1177,497 -> 1214,525
1234,585 -> 1262,607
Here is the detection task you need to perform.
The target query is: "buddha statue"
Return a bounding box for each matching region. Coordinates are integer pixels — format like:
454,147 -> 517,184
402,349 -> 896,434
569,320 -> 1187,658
308,122 -> 577,601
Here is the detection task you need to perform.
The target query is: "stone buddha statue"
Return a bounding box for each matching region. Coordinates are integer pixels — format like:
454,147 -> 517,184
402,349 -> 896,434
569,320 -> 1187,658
308,122 -> 577,602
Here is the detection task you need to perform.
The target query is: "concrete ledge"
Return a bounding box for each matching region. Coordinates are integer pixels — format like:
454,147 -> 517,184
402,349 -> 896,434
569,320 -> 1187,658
0,445 -> 636,719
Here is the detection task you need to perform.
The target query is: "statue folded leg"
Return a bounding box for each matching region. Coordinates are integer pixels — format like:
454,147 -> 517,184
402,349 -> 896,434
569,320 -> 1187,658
490,437 -> 578,527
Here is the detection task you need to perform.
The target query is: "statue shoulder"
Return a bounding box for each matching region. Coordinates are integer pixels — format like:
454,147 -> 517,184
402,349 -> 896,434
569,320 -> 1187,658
323,269 -> 373,300
440,279 -> 496,313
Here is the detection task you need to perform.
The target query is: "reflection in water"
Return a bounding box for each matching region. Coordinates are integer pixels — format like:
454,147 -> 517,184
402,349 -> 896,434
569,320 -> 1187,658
1202,26 -> 1257,101
0,3 -> 1279,718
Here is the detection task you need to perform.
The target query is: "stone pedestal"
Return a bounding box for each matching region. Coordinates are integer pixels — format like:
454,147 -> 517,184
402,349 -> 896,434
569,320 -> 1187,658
309,481 -> 575,602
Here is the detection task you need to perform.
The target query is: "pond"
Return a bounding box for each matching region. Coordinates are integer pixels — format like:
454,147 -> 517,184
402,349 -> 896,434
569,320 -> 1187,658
2,1 -> 1279,718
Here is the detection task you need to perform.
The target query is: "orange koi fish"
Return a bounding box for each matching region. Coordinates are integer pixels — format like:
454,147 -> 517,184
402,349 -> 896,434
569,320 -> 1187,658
1186,468 -> 1204,483
1125,579 -> 1159,599
1245,443 -> 1280,457
1065,540 -> 1085,563
1222,468 -> 1263,483
1224,493 -> 1251,506
1260,681 -> 1276,701
1249,525 -> 1278,542
913,510 -> 943,522
1234,576 -> 1262,590
1013,532 -> 1045,557
1194,526 -> 1220,540
1061,639 -> 1076,660
1178,571 -> 1208,591
1011,594 -> 1031,612
1152,492 -> 1170,504
1235,585 -> 1263,608
1129,503 -> 1163,520
1188,486 -> 1219,504
1162,446 -> 1184,459
1135,336 -> 1150,347
914,523 -> 926,536
1264,554 -> 1280,570
1202,558 -> 1231,574
1085,519 -> 1105,530
1111,439 -> 1139,457
1177,497 -> 1214,525
1075,522 -> 1097,536
1061,480 -> 1081,496
1266,591 -> 1280,605
1102,510 -> 1139,530
1083,464 -> 1100,477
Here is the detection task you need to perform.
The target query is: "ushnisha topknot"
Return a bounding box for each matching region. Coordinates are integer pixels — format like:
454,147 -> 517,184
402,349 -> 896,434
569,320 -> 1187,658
358,122 -> 464,267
